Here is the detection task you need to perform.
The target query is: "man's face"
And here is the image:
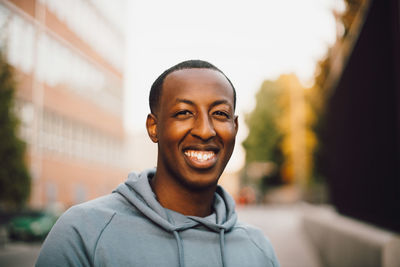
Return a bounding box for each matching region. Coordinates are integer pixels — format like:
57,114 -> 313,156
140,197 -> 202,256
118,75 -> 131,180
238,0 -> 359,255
148,68 -> 238,190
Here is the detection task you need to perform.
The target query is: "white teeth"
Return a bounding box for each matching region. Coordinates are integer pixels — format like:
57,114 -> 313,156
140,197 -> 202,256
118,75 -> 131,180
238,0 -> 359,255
184,150 -> 215,161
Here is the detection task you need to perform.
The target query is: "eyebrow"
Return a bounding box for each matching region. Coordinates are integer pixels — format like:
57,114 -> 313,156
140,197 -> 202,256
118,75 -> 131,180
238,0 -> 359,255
175,98 -> 195,106
174,98 -> 232,108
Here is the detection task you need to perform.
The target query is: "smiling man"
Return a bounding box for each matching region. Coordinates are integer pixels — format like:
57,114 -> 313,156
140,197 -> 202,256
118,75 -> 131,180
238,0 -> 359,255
36,60 -> 280,267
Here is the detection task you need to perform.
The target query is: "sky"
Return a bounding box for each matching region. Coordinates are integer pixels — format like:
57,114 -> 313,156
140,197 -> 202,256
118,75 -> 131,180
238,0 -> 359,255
123,0 -> 345,172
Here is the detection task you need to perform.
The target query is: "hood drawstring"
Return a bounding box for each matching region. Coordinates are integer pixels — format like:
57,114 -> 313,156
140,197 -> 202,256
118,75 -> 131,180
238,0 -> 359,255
173,230 -> 185,267
167,211 -> 185,267
219,228 -> 226,267
171,228 -> 227,267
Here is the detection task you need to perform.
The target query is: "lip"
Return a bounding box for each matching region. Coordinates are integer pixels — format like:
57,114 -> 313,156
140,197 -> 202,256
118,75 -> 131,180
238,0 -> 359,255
182,146 -> 220,169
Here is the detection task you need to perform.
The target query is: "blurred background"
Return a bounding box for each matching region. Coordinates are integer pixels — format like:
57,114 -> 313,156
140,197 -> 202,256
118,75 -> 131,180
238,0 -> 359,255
0,0 -> 399,266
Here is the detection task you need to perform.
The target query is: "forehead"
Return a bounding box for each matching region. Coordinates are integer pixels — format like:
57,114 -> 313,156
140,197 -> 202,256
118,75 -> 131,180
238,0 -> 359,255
161,68 -> 234,105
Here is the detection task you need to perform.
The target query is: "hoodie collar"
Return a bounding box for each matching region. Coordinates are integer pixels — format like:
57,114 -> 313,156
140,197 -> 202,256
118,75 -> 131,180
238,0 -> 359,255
114,168 -> 237,233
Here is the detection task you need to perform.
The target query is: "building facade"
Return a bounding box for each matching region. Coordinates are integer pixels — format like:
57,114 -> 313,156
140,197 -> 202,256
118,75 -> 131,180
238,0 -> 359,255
0,0 -> 129,208
322,0 -> 400,232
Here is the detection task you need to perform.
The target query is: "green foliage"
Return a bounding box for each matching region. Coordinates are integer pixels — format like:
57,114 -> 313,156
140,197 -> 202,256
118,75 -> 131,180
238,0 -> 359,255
242,80 -> 283,163
242,79 -> 285,192
0,51 -> 31,209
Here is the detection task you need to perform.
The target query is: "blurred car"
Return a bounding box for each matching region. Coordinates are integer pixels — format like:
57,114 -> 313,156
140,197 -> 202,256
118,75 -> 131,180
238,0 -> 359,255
7,209 -> 60,241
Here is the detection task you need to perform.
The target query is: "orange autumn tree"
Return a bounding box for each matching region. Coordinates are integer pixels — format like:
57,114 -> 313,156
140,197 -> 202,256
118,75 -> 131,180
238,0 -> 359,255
243,74 -> 316,193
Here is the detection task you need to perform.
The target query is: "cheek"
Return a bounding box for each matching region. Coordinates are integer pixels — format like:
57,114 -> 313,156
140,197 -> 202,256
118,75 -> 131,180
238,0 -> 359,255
160,121 -> 192,144
215,123 -> 237,146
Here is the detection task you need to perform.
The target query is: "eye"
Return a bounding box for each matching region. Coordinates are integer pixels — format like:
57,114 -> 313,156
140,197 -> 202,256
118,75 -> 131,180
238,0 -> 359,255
174,110 -> 193,118
213,110 -> 230,119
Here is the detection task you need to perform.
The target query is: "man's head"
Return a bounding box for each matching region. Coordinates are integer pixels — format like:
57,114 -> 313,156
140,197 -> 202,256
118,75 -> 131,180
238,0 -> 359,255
146,60 -> 238,191
149,60 -> 236,115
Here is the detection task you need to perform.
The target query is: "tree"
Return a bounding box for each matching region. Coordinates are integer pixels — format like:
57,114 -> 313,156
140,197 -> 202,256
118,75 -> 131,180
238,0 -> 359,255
242,79 -> 284,192
243,74 -> 316,197
0,51 -> 31,209
276,75 -> 316,186
243,80 -> 283,163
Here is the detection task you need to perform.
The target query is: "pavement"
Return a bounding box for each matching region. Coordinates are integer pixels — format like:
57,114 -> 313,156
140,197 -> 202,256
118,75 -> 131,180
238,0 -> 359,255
237,204 -> 321,267
0,204 -> 320,267
0,241 -> 41,267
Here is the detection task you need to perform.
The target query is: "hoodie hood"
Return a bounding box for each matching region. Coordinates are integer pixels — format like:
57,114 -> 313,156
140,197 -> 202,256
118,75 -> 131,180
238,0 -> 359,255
114,168 -> 237,267
114,168 -> 238,232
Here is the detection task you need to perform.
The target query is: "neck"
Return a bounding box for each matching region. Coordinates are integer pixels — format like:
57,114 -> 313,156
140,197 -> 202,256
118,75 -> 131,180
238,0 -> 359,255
151,173 -> 217,217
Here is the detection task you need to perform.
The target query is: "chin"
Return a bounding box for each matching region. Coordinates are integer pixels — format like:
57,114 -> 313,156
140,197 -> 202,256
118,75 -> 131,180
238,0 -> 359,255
177,170 -> 221,192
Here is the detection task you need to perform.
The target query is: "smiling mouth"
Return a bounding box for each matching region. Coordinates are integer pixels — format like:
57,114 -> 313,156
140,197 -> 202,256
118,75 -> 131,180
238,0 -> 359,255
183,149 -> 218,169
184,150 -> 215,161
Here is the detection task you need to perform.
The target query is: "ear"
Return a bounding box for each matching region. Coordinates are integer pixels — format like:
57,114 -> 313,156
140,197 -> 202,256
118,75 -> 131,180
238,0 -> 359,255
146,113 -> 158,143
234,115 -> 239,134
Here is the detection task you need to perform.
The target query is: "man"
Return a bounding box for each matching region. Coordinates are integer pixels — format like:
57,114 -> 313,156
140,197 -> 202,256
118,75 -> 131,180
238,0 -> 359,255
36,60 -> 280,267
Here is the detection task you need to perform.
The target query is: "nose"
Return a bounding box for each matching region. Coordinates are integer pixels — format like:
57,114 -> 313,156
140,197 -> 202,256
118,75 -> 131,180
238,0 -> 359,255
191,112 -> 216,141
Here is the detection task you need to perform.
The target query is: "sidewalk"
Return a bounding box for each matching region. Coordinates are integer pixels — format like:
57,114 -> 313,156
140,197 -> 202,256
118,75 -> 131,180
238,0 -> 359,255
237,204 -> 321,267
0,241 -> 41,267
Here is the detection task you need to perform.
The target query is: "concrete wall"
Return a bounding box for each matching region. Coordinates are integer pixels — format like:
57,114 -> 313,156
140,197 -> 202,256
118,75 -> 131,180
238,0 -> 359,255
302,205 -> 400,267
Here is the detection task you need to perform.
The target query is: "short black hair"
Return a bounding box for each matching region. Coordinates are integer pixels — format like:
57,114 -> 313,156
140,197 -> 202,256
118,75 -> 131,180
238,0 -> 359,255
149,59 -> 236,114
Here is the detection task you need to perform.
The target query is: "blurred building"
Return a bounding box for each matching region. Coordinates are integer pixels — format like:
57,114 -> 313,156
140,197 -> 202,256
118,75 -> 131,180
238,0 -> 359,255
0,0 -> 129,208
322,0 -> 400,232
126,131 -> 157,173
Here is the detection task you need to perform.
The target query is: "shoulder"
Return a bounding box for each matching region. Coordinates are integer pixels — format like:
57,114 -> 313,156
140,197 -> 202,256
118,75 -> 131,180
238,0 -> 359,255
61,193 -> 121,226
234,222 -> 280,267
55,192 -> 138,238
36,193 -> 127,266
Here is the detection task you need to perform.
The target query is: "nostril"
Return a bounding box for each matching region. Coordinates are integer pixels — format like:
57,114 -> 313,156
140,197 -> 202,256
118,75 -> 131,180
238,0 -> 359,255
191,117 -> 216,140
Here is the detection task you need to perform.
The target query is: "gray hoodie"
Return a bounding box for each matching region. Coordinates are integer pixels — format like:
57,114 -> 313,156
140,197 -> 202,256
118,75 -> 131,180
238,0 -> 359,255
36,169 -> 280,267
